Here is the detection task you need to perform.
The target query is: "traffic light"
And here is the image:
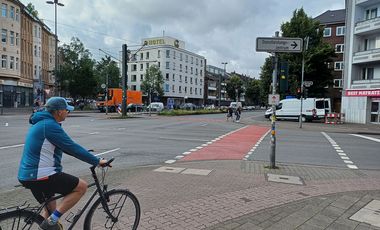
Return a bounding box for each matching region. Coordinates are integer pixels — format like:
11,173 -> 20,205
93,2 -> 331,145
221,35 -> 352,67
279,61 -> 288,93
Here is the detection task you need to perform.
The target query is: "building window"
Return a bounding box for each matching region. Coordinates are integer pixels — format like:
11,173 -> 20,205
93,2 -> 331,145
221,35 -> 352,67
200,60 -> 203,67
335,44 -> 344,53
15,9 -> 19,21
185,55 -> 188,63
131,75 -> 137,82
180,53 -> 183,61
146,52 -> 149,59
179,86 -> 182,93
334,62 -> 344,71
336,26 -> 345,36
185,76 -> 188,83
362,67 -> 374,80
200,89 -> 202,95
1,55 -> 7,68
333,79 -> 342,88
365,8 -> 377,20
2,29 -> 7,44
191,57 -> 193,64
172,85 -> 175,92
34,45 -> 37,56
131,64 -> 137,71
1,3 -> 7,17
173,50 -> 176,59
172,74 -> 175,81
140,52 -> 143,60
34,25 -> 37,37
173,62 -> 175,70
166,50 -> 170,58
131,85 -> 136,90
15,57 -> 19,70
166,73 -> 169,81
190,87 -> 193,94
323,27 -> 331,37
146,63 -> 149,69
195,88 -> 198,95
10,31 -> 14,45
140,63 -> 143,71
165,84 -> 169,92
179,75 -> 182,82
10,6 -> 14,19
166,62 -> 170,69
15,33 -> 19,46
10,56 -> 14,69
180,64 -> 182,72
157,50 -> 160,58
140,74 -> 143,81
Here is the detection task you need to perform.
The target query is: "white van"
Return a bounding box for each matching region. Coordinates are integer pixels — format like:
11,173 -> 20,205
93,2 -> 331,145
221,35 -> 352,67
265,98 -> 330,122
147,102 -> 164,112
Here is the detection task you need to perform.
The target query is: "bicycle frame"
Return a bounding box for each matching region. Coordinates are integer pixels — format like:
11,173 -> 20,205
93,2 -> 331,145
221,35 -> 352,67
27,162 -> 116,230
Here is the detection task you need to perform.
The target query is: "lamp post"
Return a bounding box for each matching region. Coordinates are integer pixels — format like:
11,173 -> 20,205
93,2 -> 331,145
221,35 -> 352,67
221,62 -> 227,108
46,0 -> 64,96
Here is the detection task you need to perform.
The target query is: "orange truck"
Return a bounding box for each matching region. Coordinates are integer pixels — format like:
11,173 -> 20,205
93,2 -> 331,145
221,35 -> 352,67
96,88 -> 142,112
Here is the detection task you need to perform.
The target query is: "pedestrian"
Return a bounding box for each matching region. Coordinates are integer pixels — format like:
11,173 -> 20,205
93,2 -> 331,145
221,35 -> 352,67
226,107 -> 234,121
18,97 -> 108,230
235,106 -> 242,122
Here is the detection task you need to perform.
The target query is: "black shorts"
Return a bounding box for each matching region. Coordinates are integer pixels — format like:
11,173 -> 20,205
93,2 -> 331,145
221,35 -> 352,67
19,172 -> 79,204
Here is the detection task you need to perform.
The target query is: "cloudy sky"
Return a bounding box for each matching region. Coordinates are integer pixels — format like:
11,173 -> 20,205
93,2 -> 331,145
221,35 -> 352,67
25,0 -> 344,78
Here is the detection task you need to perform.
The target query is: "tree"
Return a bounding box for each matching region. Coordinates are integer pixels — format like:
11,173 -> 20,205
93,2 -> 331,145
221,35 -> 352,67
279,8 -> 335,98
245,79 -> 262,105
140,65 -> 164,104
26,3 -> 38,18
58,37 -> 97,99
94,56 -> 120,93
225,74 -> 244,102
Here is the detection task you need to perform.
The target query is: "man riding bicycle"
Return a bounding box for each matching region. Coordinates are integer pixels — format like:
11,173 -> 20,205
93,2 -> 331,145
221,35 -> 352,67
18,97 -> 107,230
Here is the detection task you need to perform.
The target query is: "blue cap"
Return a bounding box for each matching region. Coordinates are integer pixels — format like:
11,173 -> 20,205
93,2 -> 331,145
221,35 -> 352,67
46,97 -> 74,112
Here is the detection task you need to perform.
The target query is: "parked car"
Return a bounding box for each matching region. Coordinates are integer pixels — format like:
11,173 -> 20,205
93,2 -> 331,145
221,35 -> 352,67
126,103 -> 144,112
180,103 -> 197,110
147,102 -> 164,112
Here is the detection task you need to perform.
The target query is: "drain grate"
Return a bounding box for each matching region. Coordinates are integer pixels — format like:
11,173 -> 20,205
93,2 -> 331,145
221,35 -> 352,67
266,173 -> 304,185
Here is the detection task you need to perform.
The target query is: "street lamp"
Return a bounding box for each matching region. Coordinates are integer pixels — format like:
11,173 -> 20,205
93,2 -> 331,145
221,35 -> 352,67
220,62 -> 227,108
46,0 -> 64,96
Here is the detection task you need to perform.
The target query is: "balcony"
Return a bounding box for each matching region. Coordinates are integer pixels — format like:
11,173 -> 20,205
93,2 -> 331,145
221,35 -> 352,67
352,48 -> 380,64
208,95 -> 217,99
208,86 -> 217,91
356,0 -> 378,6
355,17 -> 380,35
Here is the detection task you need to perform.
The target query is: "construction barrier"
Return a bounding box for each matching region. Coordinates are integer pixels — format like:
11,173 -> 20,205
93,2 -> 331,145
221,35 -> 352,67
325,113 -> 344,124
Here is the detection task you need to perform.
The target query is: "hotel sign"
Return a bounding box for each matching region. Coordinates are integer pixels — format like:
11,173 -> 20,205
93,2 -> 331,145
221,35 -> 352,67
345,89 -> 380,97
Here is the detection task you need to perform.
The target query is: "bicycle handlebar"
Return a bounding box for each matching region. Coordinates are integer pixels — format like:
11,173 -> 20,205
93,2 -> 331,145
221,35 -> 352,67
90,157 -> 114,171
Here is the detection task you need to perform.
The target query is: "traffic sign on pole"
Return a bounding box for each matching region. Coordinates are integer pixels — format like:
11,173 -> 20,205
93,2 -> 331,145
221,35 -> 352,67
256,37 -> 303,53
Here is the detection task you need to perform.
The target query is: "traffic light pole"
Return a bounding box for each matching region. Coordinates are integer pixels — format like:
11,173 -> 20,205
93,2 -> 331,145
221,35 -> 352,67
270,31 -> 279,169
299,37 -> 309,128
122,44 -> 128,116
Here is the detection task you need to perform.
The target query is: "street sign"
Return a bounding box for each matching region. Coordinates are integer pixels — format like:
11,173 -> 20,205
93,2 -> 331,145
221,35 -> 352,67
256,37 -> 303,53
268,94 -> 280,105
303,81 -> 313,87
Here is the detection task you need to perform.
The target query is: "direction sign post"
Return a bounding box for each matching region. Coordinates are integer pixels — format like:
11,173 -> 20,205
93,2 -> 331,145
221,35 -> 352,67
256,35 -> 303,169
256,37 -> 303,53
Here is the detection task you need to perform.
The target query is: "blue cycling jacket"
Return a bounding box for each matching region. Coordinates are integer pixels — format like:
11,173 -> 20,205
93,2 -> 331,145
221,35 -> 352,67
18,111 -> 100,181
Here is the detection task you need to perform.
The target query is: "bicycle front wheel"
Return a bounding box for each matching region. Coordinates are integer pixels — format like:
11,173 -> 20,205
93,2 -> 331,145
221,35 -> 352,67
84,189 -> 140,230
0,209 -> 43,230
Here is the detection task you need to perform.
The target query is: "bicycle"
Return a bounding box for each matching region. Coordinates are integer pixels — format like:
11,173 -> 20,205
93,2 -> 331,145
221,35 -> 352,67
0,158 -> 141,230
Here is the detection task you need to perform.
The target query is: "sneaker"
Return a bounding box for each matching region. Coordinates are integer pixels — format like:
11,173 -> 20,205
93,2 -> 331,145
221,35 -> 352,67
39,218 -> 62,230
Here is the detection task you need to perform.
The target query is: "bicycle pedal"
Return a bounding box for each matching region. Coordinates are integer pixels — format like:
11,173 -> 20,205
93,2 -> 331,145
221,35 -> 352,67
65,212 -> 75,223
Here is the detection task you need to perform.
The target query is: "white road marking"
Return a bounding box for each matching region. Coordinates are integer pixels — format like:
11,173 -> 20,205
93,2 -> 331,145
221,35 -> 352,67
165,160 -> 176,164
243,129 -> 271,160
89,132 -> 99,135
321,132 -> 358,170
95,148 -> 120,156
0,144 -> 24,150
350,134 -> 380,143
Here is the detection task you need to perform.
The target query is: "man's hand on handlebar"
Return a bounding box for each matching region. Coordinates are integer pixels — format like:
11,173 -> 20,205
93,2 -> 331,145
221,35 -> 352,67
99,159 -> 111,167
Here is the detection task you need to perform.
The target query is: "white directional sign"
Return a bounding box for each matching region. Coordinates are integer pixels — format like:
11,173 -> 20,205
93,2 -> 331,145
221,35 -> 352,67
256,37 -> 303,53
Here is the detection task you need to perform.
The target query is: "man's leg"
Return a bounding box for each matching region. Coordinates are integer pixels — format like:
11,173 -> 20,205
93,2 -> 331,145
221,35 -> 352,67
55,178 -> 88,214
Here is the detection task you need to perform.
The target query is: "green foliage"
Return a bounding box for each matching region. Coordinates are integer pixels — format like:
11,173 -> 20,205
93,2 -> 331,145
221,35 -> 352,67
26,3 -> 38,17
141,65 -> 164,102
94,56 -> 120,93
225,74 -> 244,101
58,37 -> 97,99
245,79 -> 262,105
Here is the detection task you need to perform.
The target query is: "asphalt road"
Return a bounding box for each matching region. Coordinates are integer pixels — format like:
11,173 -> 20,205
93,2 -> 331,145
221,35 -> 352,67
0,110 -> 379,193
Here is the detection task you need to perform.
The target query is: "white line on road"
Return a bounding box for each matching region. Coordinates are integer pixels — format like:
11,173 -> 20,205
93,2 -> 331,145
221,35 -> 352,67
321,132 -> 358,170
95,148 -> 120,156
350,134 -> 380,143
0,144 -> 24,150
89,132 -> 99,135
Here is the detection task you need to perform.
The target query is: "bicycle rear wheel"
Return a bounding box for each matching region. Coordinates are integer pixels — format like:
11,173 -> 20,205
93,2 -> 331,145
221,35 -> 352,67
84,189 -> 140,230
0,209 -> 43,230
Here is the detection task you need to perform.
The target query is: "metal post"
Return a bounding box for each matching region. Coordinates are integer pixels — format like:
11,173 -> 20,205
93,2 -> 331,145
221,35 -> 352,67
54,3 -> 58,96
122,44 -> 127,116
270,31 -> 279,169
105,73 -> 108,115
299,37 -> 309,128
221,62 -> 227,108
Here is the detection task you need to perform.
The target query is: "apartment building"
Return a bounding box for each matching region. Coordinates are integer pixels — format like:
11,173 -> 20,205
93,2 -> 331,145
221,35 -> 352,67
127,36 -> 206,106
1,0 -> 55,108
315,9 -> 346,112
205,65 -> 229,106
343,0 -> 380,124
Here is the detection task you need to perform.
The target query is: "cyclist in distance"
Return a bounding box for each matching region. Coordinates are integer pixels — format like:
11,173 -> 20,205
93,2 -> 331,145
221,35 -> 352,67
18,97 -> 107,230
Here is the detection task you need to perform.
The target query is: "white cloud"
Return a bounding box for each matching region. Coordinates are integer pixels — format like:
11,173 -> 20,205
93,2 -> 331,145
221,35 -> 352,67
27,0 -> 345,77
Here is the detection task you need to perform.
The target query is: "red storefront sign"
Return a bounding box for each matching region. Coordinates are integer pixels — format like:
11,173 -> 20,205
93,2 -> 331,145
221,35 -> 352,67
345,89 -> 380,97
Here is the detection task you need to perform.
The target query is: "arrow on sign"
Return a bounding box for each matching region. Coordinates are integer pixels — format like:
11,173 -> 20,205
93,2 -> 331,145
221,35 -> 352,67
291,42 -> 298,49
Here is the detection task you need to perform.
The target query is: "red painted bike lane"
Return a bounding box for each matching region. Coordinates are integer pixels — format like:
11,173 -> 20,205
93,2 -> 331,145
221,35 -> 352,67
181,125 -> 270,161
